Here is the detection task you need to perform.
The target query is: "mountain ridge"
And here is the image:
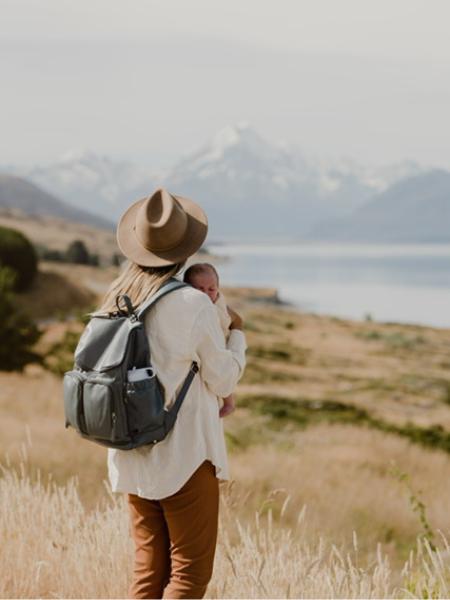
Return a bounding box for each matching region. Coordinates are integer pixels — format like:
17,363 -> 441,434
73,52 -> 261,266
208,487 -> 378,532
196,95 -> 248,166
3,123 -> 442,242
306,170 -> 450,243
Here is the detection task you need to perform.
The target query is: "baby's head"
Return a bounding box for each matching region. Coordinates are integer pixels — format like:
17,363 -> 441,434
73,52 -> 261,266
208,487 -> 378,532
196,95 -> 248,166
184,263 -> 220,303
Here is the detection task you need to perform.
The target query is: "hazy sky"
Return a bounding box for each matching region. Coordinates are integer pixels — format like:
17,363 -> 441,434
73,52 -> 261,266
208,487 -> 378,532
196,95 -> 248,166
2,0 -> 450,168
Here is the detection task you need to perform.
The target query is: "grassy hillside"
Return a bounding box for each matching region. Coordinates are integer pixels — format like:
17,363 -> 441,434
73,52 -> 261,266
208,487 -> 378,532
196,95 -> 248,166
15,262 -> 117,319
0,207 -> 119,263
3,262 -> 450,597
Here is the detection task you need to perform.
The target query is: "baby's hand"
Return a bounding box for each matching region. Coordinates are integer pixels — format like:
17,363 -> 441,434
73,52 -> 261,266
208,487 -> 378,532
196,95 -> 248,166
220,394 -> 236,418
219,403 -> 236,418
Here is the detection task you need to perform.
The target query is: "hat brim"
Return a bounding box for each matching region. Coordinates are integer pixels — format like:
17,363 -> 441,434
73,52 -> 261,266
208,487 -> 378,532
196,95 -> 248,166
117,194 -> 209,267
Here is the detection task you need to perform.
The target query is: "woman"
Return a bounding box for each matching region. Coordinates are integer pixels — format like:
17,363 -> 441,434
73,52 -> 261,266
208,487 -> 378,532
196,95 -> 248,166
99,188 -> 247,599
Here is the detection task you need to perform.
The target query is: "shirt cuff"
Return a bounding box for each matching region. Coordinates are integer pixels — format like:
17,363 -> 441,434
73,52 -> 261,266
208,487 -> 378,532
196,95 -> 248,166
227,329 -> 247,352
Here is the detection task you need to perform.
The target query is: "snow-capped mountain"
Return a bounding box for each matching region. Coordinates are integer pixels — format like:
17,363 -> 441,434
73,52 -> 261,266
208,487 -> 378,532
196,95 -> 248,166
162,123 -> 425,239
9,123 -> 426,241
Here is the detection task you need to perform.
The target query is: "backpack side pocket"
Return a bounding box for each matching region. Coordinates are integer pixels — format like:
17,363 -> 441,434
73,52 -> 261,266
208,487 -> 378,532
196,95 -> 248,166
125,376 -> 165,437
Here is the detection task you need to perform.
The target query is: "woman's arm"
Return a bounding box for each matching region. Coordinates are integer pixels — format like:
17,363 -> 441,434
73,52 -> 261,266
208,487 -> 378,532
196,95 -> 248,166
191,304 -> 246,399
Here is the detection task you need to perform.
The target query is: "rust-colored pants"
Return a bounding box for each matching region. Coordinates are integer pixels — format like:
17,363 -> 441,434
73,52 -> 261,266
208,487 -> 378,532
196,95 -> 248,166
127,461 -> 219,599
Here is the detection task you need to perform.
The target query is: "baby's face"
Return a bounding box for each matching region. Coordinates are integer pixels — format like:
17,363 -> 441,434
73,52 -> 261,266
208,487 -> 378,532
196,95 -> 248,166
190,271 -> 219,303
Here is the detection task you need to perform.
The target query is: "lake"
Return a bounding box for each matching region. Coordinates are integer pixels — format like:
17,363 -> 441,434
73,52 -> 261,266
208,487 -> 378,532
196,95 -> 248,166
206,243 -> 450,329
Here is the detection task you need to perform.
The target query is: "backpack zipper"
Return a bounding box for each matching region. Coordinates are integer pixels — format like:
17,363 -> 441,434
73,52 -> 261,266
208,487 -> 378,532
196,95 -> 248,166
111,412 -> 117,441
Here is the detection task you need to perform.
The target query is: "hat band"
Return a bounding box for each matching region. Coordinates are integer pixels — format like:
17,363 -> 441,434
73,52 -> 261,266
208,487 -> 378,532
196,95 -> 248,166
134,224 -> 190,253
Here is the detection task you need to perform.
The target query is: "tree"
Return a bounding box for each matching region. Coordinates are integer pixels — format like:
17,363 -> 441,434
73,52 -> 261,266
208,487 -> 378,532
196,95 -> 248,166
0,267 -> 42,371
0,226 -> 38,291
111,253 -> 122,267
66,240 -> 90,264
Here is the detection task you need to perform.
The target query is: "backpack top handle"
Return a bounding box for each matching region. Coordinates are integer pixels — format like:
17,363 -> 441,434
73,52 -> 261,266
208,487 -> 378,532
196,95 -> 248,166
115,294 -> 136,319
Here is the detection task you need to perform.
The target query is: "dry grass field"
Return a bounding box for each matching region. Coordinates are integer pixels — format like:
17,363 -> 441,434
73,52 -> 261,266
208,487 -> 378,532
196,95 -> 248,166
2,260 -> 450,597
4,458 -> 450,599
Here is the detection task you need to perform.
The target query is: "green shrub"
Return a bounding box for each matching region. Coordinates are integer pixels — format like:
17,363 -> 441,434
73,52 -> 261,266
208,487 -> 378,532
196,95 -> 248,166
237,395 -> 370,429
247,342 -> 309,365
442,384 -> 450,405
66,240 -> 90,265
236,393 -> 450,456
355,329 -> 428,349
0,266 -> 42,371
240,362 -> 303,385
0,226 -> 38,291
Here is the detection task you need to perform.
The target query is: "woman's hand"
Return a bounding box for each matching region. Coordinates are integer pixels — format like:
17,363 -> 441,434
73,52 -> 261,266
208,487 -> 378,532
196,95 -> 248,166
227,306 -> 243,331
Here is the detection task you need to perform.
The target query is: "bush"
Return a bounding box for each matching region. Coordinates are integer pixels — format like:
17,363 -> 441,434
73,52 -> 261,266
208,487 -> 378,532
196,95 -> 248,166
0,267 -> 42,371
36,245 -> 66,262
66,240 -> 90,264
0,226 -> 38,291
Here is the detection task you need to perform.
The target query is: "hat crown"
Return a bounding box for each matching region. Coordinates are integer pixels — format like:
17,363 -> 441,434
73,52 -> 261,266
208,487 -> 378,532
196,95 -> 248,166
135,189 -> 188,252
116,188 -> 208,267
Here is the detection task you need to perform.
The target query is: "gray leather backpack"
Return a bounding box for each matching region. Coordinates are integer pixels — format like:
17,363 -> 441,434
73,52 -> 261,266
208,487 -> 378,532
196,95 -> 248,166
63,278 -> 198,450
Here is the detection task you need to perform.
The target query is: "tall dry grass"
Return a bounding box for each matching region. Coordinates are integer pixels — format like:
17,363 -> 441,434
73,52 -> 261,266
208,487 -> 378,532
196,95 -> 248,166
224,418 -> 450,567
4,367 -> 450,570
2,462 -> 450,599
0,367 -> 107,509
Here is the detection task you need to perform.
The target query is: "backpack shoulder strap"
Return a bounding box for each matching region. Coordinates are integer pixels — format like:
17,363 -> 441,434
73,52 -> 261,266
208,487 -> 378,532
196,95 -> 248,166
136,278 -> 189,321
169,362 -> 199,417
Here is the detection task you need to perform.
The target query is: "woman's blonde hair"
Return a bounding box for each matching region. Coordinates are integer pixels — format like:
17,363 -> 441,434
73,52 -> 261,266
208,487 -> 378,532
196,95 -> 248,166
97,260 -> 186,314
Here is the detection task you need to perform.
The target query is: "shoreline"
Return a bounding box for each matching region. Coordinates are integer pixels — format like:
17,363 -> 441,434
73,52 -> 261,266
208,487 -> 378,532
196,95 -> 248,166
222,284 -> 450,331
17,261 -> 450,331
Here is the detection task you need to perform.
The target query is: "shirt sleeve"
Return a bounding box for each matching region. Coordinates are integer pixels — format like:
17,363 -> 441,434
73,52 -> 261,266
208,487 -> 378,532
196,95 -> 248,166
191,303 -> 247,398
215,291 -> 232,338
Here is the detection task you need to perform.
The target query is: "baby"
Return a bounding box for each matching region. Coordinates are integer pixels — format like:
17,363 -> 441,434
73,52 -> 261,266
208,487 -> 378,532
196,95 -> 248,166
183,263 -> 236,418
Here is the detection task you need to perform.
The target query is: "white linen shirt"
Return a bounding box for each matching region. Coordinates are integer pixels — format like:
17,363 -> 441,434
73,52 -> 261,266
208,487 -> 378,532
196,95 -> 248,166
215,291 -> 232,340
107,284 -> 247,500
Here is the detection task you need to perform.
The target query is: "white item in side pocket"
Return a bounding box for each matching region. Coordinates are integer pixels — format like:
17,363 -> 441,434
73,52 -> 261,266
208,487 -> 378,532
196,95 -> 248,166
127,367 -> 156,382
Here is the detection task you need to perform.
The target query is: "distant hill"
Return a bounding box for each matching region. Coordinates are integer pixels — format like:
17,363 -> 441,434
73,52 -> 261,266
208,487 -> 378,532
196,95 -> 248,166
306,170 -> 450,243
0,173 -> 115,231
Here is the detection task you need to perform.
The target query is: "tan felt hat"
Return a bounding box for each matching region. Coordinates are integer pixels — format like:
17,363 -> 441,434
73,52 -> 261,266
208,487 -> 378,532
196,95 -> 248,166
117,188 -> 208,267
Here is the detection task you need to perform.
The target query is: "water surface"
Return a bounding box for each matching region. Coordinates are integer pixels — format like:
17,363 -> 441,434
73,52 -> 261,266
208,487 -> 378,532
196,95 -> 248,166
206,243 -> 450,328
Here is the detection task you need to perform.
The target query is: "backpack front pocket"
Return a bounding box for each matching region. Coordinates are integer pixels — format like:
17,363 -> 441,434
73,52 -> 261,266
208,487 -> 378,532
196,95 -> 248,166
83,379 -> 120,441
